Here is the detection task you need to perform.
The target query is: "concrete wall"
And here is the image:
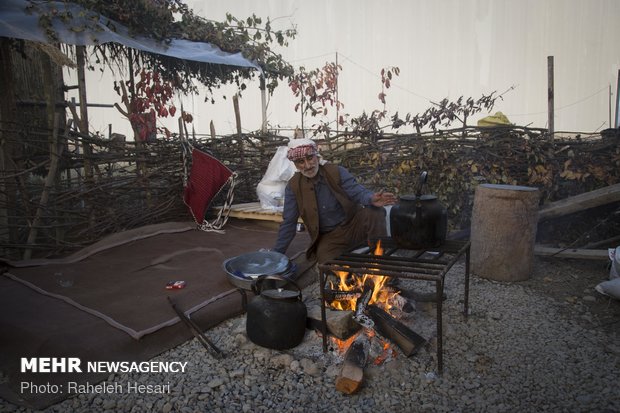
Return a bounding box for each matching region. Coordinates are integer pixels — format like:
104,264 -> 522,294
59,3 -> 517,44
69,0 -> 620,137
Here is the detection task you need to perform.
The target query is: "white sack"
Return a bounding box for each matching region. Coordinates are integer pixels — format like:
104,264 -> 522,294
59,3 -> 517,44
594,246 -> 620,300
609,246 -> 620,279
595,278 -> 620,300
256,146 -> 296,212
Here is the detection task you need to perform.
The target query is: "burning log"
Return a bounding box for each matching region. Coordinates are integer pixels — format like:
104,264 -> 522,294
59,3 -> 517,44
323,288 -> 362,303
355,282 -> 373,315
335,333 -> 370,394
367,305 -> 427,357
392,293 -> 415,314
353,281 -> 374,329
380,285 -> 416,313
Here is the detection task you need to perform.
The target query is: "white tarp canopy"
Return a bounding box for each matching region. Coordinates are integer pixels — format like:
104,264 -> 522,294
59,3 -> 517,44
0,0 -> 261,71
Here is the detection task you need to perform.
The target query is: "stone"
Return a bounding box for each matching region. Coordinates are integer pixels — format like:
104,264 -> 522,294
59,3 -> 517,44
306,305 -> 361,339
5,257 -> 619,413
207,378 -> 225,388
299,358 -> 320,376
271,353 -> 294,368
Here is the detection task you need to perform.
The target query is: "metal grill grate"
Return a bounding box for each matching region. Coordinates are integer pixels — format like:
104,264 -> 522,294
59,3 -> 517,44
318,239 -> 471,374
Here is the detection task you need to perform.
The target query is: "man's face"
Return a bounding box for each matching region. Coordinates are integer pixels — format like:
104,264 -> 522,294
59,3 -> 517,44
294,154 -> 319,178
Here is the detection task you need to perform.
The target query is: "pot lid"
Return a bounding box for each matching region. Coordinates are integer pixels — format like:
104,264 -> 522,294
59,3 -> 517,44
420,194 -> 437,201
224,251 -> 290,278
261,288 -> 300,300
399,194 -> 437,201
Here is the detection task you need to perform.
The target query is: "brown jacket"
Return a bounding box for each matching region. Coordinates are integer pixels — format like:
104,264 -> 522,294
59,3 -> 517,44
289,163 -> 359,254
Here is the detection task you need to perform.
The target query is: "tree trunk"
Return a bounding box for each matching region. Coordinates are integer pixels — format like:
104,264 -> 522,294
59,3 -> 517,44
470,184 -> 540,281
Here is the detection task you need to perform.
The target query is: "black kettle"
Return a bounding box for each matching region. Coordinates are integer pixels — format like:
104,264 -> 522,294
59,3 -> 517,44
246,275 -> 307,350
390,171 -> 448,249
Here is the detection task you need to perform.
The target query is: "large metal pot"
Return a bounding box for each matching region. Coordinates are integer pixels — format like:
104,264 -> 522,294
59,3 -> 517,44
246,275 -> 307,350
390,171 -> 447,249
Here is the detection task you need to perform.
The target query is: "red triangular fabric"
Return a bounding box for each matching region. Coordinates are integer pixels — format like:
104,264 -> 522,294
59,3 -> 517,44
183,149 -> 233,223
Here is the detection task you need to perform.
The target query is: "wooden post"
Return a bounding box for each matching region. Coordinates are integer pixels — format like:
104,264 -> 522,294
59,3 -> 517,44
615,69 -> 620,129
233,94 -> 244,165
233,94 -> 242,136
538,183 -> 620,222
76,46 -> 93,181
209,120 -> 216,140
178,117 -> 184,141
609,84 -> 612,129
23,114 -> 62,260
259,75 -> 267,133
335,52 -> 339,137
470,184 -> 540,282
547,56 -> 554,139
0,39 -> 19,253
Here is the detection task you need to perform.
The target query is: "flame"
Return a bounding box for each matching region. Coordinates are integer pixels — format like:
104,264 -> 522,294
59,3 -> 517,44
331,329 -> 395,365
328,240 -> 400,313
327,241 -> 403,365
331,332 -> 359,353
373,341 -> 393,365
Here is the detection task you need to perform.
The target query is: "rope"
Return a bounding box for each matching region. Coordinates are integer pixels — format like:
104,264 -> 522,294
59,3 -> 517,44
197,172 -> 237,233
179,129 -> 236,233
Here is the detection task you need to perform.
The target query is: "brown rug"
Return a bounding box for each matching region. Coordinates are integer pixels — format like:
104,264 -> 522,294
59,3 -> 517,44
0,219 -> 312,410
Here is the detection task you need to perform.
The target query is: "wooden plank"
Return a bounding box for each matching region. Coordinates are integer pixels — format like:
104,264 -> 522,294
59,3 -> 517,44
212,202 -> 307,224
213,202 -> 285,223
538,183 -> 620,221
534,246 -> 608,260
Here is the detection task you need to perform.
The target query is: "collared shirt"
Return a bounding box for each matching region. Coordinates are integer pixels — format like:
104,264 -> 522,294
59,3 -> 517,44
273,165 -> 374,254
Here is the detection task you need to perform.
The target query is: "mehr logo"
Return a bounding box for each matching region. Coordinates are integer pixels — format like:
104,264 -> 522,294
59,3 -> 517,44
21,358 -> 82,373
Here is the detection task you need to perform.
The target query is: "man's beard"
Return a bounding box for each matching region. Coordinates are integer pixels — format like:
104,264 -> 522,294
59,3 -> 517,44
300,164 -> 319,178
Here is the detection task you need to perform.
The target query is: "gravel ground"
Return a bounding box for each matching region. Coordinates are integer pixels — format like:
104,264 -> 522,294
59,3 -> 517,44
2,256 -> 619,413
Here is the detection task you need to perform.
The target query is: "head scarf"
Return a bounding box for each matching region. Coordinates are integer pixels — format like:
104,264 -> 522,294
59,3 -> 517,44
287,138 -> 318,161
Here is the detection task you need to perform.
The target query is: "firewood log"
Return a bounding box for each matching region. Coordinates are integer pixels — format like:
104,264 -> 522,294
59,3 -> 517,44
367,305 -> 427,356
335,333 -> 370,394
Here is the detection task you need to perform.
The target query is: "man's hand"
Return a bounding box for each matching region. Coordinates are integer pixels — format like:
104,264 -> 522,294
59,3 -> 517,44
371,190 -> 397,207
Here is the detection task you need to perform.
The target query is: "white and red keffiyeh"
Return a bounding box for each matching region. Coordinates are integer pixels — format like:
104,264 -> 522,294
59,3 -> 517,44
287,138 -> 318,161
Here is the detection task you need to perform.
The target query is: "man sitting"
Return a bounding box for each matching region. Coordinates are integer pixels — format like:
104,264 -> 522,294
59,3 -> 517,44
272,138 -> 397,264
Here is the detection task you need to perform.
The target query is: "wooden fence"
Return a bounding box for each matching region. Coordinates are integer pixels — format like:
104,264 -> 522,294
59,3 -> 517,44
1,121 -> 618,259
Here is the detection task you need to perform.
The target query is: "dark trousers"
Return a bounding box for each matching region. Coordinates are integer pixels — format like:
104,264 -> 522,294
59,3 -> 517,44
313,206 -> 387,264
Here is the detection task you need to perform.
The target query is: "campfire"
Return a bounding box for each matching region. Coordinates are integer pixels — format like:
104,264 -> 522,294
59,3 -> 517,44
320,240 -> 429,393
317,238 -> 472,394
328,241 -> 400,313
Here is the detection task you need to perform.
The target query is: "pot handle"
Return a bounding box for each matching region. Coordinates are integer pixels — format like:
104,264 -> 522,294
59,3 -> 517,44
251,274 -> 303,300
416,171 -> 428,197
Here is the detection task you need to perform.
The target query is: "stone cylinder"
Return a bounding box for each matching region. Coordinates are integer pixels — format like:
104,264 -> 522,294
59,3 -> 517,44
470,184 -> 540,282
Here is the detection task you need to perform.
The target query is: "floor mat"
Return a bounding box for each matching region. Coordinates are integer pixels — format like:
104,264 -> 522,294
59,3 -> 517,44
0,219 -> 311,410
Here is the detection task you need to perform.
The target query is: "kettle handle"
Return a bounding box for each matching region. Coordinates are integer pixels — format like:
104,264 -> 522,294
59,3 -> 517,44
251,274 -> 303,300
416,171 -> 428,197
